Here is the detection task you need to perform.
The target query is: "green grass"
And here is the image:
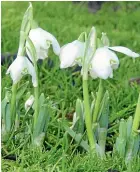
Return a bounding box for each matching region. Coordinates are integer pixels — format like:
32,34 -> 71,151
1,1 -> 140,171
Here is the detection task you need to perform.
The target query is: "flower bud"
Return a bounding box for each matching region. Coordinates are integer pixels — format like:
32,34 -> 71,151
25,95 -> 35,110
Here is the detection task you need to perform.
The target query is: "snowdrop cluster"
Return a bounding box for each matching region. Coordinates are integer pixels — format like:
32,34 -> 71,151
7,27 -> 60,86
59,33 -> 139,79
6,20 -> 139,84
3,3 -> 140,161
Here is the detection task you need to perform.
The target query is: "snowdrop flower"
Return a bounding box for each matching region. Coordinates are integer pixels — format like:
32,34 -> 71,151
90,46 -> 140,80
90,47 -> 119,79
25,95 -> 34,110
26,27 -> 60,61
59,40 -> 85,68
6,56 -> 37,87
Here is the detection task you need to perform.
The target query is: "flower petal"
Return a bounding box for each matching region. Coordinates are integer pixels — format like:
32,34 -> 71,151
6,56 -> 28,84
108,46 -> 140,58
90,47 -> 119,79
27,28 -> 60,61
6,56 -> 37,87
59,40 -> 85,68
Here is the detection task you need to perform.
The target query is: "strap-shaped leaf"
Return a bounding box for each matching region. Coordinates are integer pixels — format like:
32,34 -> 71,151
98,91 -> 109,129
97,128 -> 107,158
16,81 -> 29,100
5,103 -> 11,132
1,98 -> 8,120
115,119 -> 127,157
39,93 -> 45,110
74,98 -> 84,134
63,124 -> 89,152
116,137 -> 126,158
126,116 -> 133,139
125,133 -> 139,164
33,104 -> 50,139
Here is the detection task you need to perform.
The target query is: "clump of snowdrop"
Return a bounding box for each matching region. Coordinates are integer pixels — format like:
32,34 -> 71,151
59,27 -> 140,154
59,31 -> 140,80
4,2 -> 61,145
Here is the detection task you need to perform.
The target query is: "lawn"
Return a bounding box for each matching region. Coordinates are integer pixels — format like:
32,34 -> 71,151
1,1 -> 140,172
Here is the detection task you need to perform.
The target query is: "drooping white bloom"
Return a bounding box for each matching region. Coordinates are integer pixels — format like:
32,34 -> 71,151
25,95 -> 35,110
90,47 -> 119,79
26,27 -> 60,61
6,56 -> 37,87
90,46 -> 140,79
59,40 -> 85,68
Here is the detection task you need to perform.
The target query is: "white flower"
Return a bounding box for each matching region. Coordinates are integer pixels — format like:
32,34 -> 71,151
25,95 -> 34,110
26,27 -> 60,61
90,46 -> 140,79
59,40 -> 85,68
6,56 -> 37,87
90,47 -> 119,79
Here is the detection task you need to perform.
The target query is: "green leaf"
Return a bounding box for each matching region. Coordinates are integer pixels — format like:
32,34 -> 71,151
63,124 -> 89,152
116,137 -> 126,158
1,91 -> 11,120
33,105 -> 50,139
74,98 -> 84,134
16,81 -> 29,100
119,119 -> 127,139
5,103 -> 11,132
39,93 -> 45,110
115,119 -> 127,157
97,128 -> 107,158
125,133 -> 139,164
126,116 -> 133,139
98,91 -> 109,129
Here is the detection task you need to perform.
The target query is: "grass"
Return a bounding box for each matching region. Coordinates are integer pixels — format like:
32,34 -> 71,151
1,1 -> 140,171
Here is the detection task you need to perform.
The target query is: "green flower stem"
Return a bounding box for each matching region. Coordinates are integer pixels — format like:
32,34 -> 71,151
33,81 -> 39,128
132,93 -> 140,133
93,79 -> 104,123
10,84 -> 18,129
83,79 -> 95,150
26,36 -> 39,129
